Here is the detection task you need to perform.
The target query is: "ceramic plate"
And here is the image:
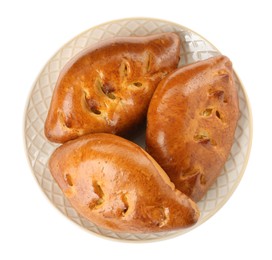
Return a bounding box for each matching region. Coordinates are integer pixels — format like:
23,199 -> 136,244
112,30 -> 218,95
24,18 -> 252,241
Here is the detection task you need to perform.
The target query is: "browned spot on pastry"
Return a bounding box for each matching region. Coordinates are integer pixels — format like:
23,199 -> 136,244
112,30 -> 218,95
90,106 -> 101,115
200,108 -> 213,117
65,174 -> 73,186
100,82 -> 116,100
220,74 -> 230,82
217,69 -> 228,75
58,110 -> 72,128
95,78 -> 116,100
89,181 -> 105,210
119,59 -> 130,79
200,174 -> 206,185
106,93 -> 116,99
209,89 -> 225,100
64,117 -> 72,128
121,193 -> 129,216
215,72 -> 230,85
132,82 -> 143,87
194,131 -> 210,143
215,110 -> 221,119
194,131 -> 216,146
85,96 -> 101,115
209,89 -> 228,103
93,180 -> 104,199
88,198 -> 104,210
146,206 -> 169,227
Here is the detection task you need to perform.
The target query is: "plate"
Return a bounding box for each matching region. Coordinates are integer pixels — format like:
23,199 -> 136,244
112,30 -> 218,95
24,18 -> 252,241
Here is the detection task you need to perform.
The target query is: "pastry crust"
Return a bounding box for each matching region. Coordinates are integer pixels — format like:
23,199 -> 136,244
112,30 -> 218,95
45,33 -> 180,143
146,55 -> 239,202
49,133 -> 199,233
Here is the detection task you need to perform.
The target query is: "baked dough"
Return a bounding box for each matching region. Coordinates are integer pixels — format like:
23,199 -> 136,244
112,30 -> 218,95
45,33 -> 180,143
146,55 -> 239,202
49,133 -> 199,233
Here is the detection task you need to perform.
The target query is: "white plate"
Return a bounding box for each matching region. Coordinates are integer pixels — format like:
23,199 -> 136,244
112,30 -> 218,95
24,18 -> 252,241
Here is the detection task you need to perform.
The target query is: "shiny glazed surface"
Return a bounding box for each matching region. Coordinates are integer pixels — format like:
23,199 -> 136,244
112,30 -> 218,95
146,56 -> 239,202
49,133 -> 199,233
45,33 -> 180,143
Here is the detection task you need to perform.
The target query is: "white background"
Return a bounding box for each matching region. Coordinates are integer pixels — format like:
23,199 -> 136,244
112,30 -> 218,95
0,0 -> 271,259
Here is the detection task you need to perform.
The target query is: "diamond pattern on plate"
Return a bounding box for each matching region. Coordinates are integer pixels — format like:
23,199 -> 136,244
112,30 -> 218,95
24,18 -> 252,241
